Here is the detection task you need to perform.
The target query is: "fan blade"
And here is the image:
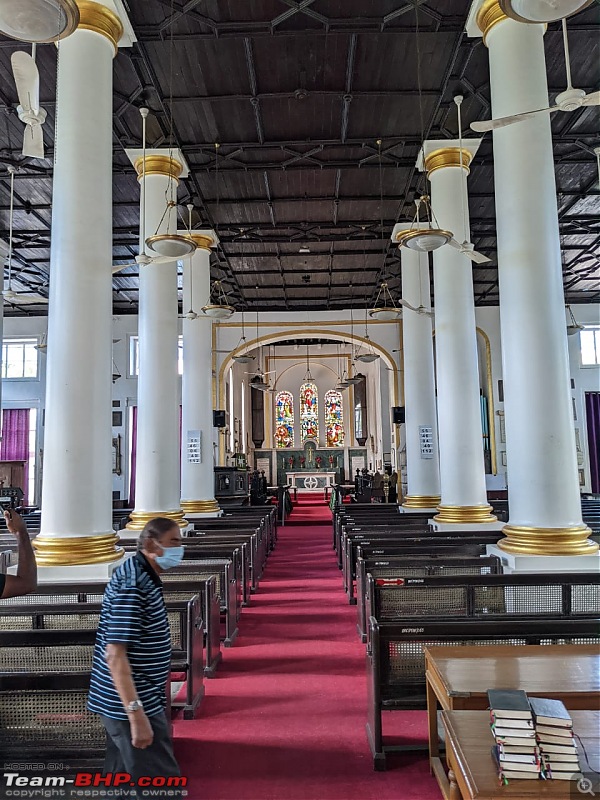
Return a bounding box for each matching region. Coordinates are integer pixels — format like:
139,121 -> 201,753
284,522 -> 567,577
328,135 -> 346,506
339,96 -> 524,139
467,249 -> 491,265
149,255 -> 179,265
398,299 -> 420,313
470,105 -> 557,132
11,51 -> 40,113
583,91 -> 600,107
5,294 -> 49,305
22,122 -> 44,159
447,238 -> 463,252
112,263 -> 137,274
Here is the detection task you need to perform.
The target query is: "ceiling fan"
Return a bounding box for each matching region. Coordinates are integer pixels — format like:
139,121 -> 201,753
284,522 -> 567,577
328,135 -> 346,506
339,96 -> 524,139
398,298 -> 434,318
11,49 -> 48,159
2,165 -> 49,306
471,19 -> 599,133
113,109 -> 187,275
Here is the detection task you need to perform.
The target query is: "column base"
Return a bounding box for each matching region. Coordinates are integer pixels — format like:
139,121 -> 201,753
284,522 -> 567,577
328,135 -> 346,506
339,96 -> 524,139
32,533 -> 124,567
497,524 -> 598,556
433,504 -> 498,524
487,544 -> 600,573
181,499 -> 221,517
26,557 -> 128,583
402,495 -> 441,510
125,509 -> 188,531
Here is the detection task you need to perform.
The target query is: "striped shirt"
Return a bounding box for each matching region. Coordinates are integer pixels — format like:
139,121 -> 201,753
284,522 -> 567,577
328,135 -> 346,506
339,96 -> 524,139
87,552 -> 171,720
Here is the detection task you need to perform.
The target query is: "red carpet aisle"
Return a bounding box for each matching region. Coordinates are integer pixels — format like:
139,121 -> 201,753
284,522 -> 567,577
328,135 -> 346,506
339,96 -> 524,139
173,500 -> 442,800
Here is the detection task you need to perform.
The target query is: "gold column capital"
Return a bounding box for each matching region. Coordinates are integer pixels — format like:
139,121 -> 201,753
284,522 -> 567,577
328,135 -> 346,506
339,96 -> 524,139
189,234 -> 216,251
433,504 -> 498,524
33,533 -> 124,566
424,147 -> 473,179
476,0 -> 509,45
498,524 -> 598,556
126,509 -> 188,531
134,155 -> 183,184
76,1 -> 123,56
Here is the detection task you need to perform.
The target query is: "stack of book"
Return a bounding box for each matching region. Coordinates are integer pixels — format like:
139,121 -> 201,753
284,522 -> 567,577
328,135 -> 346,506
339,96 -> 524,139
530,697 -> 583,781
488,689 -> 541,782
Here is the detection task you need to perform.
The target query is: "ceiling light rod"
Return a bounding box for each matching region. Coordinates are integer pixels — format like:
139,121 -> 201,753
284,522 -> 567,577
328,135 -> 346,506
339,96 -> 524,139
181,204 -> 199,320
233,310 -> 254,363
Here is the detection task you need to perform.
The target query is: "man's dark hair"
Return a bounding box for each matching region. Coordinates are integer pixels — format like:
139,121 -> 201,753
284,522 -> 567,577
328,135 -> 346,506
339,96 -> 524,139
137,517 -> 180,552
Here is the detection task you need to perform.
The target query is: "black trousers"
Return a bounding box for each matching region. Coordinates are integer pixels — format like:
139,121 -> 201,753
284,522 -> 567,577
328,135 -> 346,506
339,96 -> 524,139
100,711 -> 184,799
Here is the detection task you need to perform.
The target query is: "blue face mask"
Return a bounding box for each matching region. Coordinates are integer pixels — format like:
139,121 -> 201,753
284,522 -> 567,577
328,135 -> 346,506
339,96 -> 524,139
155,545 -> 184,570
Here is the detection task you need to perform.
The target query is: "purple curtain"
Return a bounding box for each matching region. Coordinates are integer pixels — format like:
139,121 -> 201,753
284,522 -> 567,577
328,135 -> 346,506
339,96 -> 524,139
585,392 -> 600,494
128,406 -> 137,508
1,408 -> 30,504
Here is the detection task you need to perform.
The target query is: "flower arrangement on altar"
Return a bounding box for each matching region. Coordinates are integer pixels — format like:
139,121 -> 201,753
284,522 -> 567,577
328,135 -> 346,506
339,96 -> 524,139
288,456 -> 294,470
315,456 -> 322,469
328,454 -> 334,468
299,456 -> 306,468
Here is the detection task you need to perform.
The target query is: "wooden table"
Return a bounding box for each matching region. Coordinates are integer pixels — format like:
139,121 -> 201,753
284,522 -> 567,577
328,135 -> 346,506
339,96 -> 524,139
425,645 -> 600,796
441,710 -> 599,800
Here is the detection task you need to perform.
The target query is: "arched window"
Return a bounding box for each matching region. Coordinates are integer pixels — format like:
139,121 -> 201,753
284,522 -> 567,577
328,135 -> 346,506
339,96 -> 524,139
300,382 -> 319,442
325,389 -> 345,447
275,391 -> 294,448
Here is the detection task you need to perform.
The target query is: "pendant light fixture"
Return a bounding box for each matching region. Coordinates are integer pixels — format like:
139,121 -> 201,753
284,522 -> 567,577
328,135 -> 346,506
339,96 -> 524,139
232,310 -> 254,363
302,342 -> 314,383
202,280 -> 235,319
566,305 -> 584,336
144,6 -> 196,261
370,281 -> 402,321
345,301 -> 362,385
334,343 -> 348,391
0,0 -> 79,43
499,0 -> 593,23
179,204 -> 200,320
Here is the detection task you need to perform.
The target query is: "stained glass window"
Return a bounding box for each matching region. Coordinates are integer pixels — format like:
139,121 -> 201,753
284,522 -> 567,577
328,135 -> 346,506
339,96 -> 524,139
300,382 -> 319,442
325,390 -> 345,447
275,391 -> 294,448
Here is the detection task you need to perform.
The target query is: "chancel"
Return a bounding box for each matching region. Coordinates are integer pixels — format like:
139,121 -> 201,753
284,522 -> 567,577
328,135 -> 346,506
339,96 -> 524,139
0,1 -> 598,798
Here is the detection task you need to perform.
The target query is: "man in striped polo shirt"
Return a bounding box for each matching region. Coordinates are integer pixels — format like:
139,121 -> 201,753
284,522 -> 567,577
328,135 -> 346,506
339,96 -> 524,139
88,518 -> 184,797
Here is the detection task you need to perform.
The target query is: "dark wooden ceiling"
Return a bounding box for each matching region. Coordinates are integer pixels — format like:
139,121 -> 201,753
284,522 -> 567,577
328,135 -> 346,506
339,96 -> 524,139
0,0 -> 598,315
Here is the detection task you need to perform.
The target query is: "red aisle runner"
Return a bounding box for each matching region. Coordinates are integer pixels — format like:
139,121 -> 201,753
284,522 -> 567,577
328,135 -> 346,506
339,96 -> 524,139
173,511 -> 442,800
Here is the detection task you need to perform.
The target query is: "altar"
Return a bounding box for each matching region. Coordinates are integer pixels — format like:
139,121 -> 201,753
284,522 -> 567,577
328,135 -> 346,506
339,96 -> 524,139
286,471 -> 336,493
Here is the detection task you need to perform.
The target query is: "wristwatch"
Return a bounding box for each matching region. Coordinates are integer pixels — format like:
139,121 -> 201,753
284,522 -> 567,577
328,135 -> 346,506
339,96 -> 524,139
125,700 -> 144,713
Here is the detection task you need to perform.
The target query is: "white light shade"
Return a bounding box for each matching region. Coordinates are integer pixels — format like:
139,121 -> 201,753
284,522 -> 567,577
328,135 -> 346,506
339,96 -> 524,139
233,354 -> 254,364
145,234 -> 196,259
356,352 -> 380,363
0,0 -> 79,42
401,229 -> 452,253
566,324 -> 583,336
369,307 -> 402,321
345,376 -> 361,385
500,0 -> 593,22
201,304 -> 235,319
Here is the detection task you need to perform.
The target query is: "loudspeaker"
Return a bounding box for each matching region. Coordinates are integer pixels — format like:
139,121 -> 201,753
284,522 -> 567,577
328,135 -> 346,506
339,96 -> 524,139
392,406 -> 405,424
213,410 -> 226,428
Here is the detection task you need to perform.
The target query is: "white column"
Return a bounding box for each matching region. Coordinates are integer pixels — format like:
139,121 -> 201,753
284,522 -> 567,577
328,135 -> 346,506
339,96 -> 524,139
421,141 -> 497,525
35,4 -> 127,572
471,2 -> 594,555
125,152 -> 187,530
391,229 -> 440,510
180,233 -> 220,517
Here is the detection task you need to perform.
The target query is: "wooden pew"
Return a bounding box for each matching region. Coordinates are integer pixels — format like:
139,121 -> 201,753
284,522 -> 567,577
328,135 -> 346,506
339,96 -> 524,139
366,617 -> 600,770
0,592 -> 205,719
355,555 -> 503,642
342,529 -> 502,602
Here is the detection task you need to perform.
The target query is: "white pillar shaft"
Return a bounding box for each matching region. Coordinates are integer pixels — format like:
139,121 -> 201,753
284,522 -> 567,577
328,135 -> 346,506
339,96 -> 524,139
180,247 -> 218,511
430,166 -> 489,511
134,174 -> 181,515
487,19 -> 582,529
41,28 -> 114,539
401,249 -> 441,502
